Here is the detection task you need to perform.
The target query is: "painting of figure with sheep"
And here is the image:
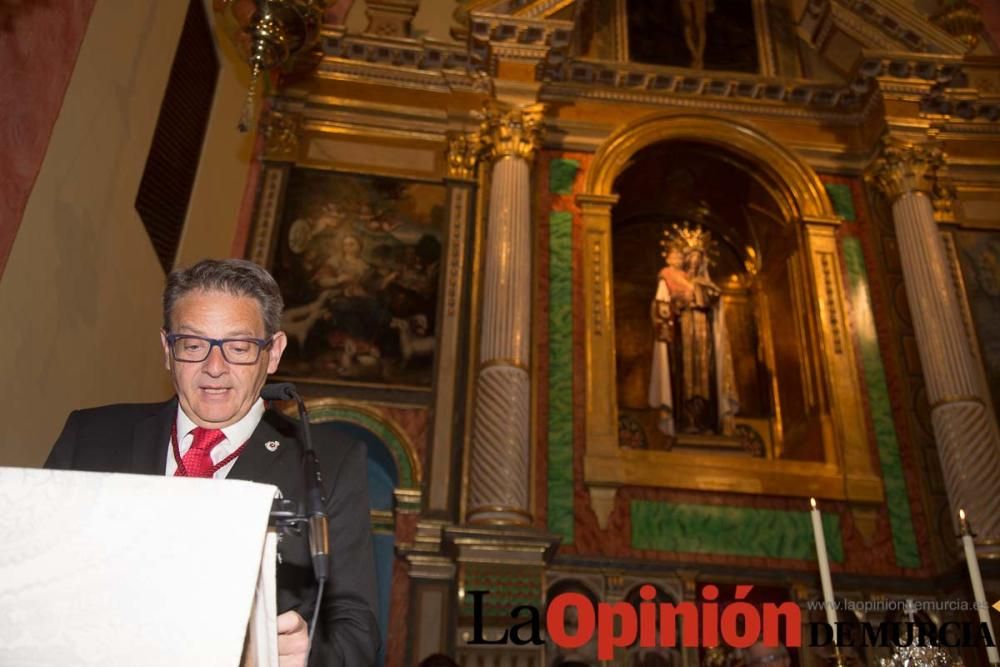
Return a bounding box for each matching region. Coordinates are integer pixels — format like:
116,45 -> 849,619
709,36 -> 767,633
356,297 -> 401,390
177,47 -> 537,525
270,167 -> 447,388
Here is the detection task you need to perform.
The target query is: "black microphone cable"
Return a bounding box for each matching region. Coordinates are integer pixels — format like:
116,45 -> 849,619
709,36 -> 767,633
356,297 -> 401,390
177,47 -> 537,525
261,382 -> 329,659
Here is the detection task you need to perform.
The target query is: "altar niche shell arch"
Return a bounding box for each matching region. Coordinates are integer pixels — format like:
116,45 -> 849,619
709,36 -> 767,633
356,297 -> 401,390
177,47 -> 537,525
577,112 -> 882,529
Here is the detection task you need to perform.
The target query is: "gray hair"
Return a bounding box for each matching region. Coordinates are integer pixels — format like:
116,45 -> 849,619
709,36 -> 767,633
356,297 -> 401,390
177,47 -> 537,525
163,259 -> 284,336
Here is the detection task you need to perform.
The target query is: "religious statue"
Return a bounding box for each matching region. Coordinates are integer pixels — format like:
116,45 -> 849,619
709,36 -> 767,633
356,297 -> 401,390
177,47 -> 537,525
648,223 -> 738,437
679,0 -> 713,70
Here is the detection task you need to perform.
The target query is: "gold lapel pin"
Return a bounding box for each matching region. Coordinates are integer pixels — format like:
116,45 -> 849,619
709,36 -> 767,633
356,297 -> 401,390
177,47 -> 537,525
265,440 -> 280,452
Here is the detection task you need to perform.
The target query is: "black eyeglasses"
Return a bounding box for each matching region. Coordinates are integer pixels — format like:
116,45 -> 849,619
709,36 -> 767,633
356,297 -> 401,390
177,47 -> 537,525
165,334 -> 274,365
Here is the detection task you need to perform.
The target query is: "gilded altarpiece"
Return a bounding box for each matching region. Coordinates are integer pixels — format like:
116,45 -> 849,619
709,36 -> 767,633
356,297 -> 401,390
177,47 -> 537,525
954,229 -> 1000,425
573,114 -> 882,530
247,108 -> 480,667
822,176 -> 924,571
535,147 -> 930,584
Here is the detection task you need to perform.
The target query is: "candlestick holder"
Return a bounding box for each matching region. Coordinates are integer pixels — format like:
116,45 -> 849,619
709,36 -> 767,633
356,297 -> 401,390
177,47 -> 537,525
958,509 -> 974,539
878,644 -> 963,666
818,646 -> 853,666
214,0 -> 327,131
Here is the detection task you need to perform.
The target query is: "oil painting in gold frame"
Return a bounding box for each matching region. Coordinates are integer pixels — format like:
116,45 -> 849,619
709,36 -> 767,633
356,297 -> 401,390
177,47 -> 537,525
270,167 -> 448,389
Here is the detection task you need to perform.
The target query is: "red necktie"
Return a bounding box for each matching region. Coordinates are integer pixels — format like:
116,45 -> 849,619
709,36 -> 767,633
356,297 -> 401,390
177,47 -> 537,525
175,427 -> 226,478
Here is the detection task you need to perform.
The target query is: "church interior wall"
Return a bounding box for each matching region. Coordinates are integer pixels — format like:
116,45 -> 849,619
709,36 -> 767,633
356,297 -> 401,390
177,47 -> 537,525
0,0 -> 96,279
173,13 -> 258,270
532,150 -> 936,577
0,0 -> 255,467
4,0 -> 1000,664
523,124 -> 997,665
343,0 -> 457,42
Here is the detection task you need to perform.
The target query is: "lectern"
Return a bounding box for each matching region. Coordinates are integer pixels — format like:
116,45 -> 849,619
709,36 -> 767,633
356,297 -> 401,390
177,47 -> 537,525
0,467 -> 279,667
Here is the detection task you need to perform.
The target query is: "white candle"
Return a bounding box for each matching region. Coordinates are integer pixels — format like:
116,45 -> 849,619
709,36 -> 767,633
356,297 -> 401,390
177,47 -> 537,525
959,509 -> 1000,665
810,498 -> 839,630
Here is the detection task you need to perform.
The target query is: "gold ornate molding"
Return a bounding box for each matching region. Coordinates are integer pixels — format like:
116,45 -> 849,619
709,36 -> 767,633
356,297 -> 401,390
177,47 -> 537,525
261,109 -> 301,161
545,52 -> 964,122
445,131 -> 482,180
476,102 -> 546,163
363,0 -> 420,38
249,167 -> 286,265
800,0 -> 968,55
586,448 -> 883,503
932,0 -> 983,52
576,195 -> 619,459
317,28 -> 491,95
932,179 -> 958,223
577,114 -> 882,507
584,112 -> 836,220
468,12 -> 573,78
297,397 -> 425,486
870,135 -> 948,202
805,223 -> 879,502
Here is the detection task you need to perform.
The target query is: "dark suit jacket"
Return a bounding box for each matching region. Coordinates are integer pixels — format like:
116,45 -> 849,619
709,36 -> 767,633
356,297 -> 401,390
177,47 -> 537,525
46,398 -> 380,667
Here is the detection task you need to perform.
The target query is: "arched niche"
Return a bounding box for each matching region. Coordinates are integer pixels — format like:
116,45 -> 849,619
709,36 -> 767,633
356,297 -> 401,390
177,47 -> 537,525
545,579 -> 601,667
306,399 -> 422,492
303,399 -> 422,667
577,113 -> 882,528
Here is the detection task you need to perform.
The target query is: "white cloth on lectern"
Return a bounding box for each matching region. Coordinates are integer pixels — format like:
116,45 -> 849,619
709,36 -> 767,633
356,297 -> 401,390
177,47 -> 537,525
0,467 -> 279,667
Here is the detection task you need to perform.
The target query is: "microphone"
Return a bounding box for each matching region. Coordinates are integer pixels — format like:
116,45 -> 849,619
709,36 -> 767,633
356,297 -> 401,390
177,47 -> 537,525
261,382 -> 330,583
260,382 -> 297,402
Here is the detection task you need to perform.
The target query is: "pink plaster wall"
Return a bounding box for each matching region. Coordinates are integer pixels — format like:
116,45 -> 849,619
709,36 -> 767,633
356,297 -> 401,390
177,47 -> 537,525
0,1 -> 97,279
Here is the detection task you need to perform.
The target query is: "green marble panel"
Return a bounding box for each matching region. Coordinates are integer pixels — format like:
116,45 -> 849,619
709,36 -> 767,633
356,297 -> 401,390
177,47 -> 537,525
549,158 -> 580,195
461,565 -> 542,616
631,501 -> 844,562
825,183 -> 856,222
841,236 -> 920,568
548,211 -> 575,542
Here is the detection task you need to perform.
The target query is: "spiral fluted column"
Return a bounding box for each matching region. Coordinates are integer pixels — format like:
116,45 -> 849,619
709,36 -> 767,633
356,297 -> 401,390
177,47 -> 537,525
873,135 -> 1000,545
466,103 -> 545,525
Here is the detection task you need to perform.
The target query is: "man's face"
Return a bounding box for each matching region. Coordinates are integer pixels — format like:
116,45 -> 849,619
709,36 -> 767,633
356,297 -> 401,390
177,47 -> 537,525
161,289 -> 287,429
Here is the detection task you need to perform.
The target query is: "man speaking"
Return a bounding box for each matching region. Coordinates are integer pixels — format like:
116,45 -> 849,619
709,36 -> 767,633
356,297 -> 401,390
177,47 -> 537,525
45,259 -> 379,667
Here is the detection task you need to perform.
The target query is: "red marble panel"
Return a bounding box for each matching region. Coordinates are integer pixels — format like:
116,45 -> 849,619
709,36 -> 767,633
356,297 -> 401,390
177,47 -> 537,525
378,404 -> 430,480
822,173 -> 934,575
386,556 -> 411,667
394,511 -> 418,546
973,0 -> 1000,49
534,154 -> 552,532
534,150 -> 592,533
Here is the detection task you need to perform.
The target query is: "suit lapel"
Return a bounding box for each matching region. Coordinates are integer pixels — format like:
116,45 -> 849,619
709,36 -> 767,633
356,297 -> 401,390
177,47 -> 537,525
227,409 -> 298,484
131,399 -> 176,475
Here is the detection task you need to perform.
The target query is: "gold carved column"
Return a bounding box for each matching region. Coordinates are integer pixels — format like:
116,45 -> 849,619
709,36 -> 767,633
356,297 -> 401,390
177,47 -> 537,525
420,132 -> 481,515
466,103 -> 545,525
872,135 -> 1000,546
577,193 -> 623,527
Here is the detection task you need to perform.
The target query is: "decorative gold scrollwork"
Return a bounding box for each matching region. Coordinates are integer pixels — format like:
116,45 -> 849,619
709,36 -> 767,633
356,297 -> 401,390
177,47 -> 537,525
870,134 -> 949,203
445,131 -> 482,180
476,102 -> 546,163
260,109 -> 301,161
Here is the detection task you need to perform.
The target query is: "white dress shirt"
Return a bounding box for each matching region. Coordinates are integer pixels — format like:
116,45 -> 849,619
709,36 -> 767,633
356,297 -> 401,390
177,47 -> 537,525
165,398 -> 266,479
